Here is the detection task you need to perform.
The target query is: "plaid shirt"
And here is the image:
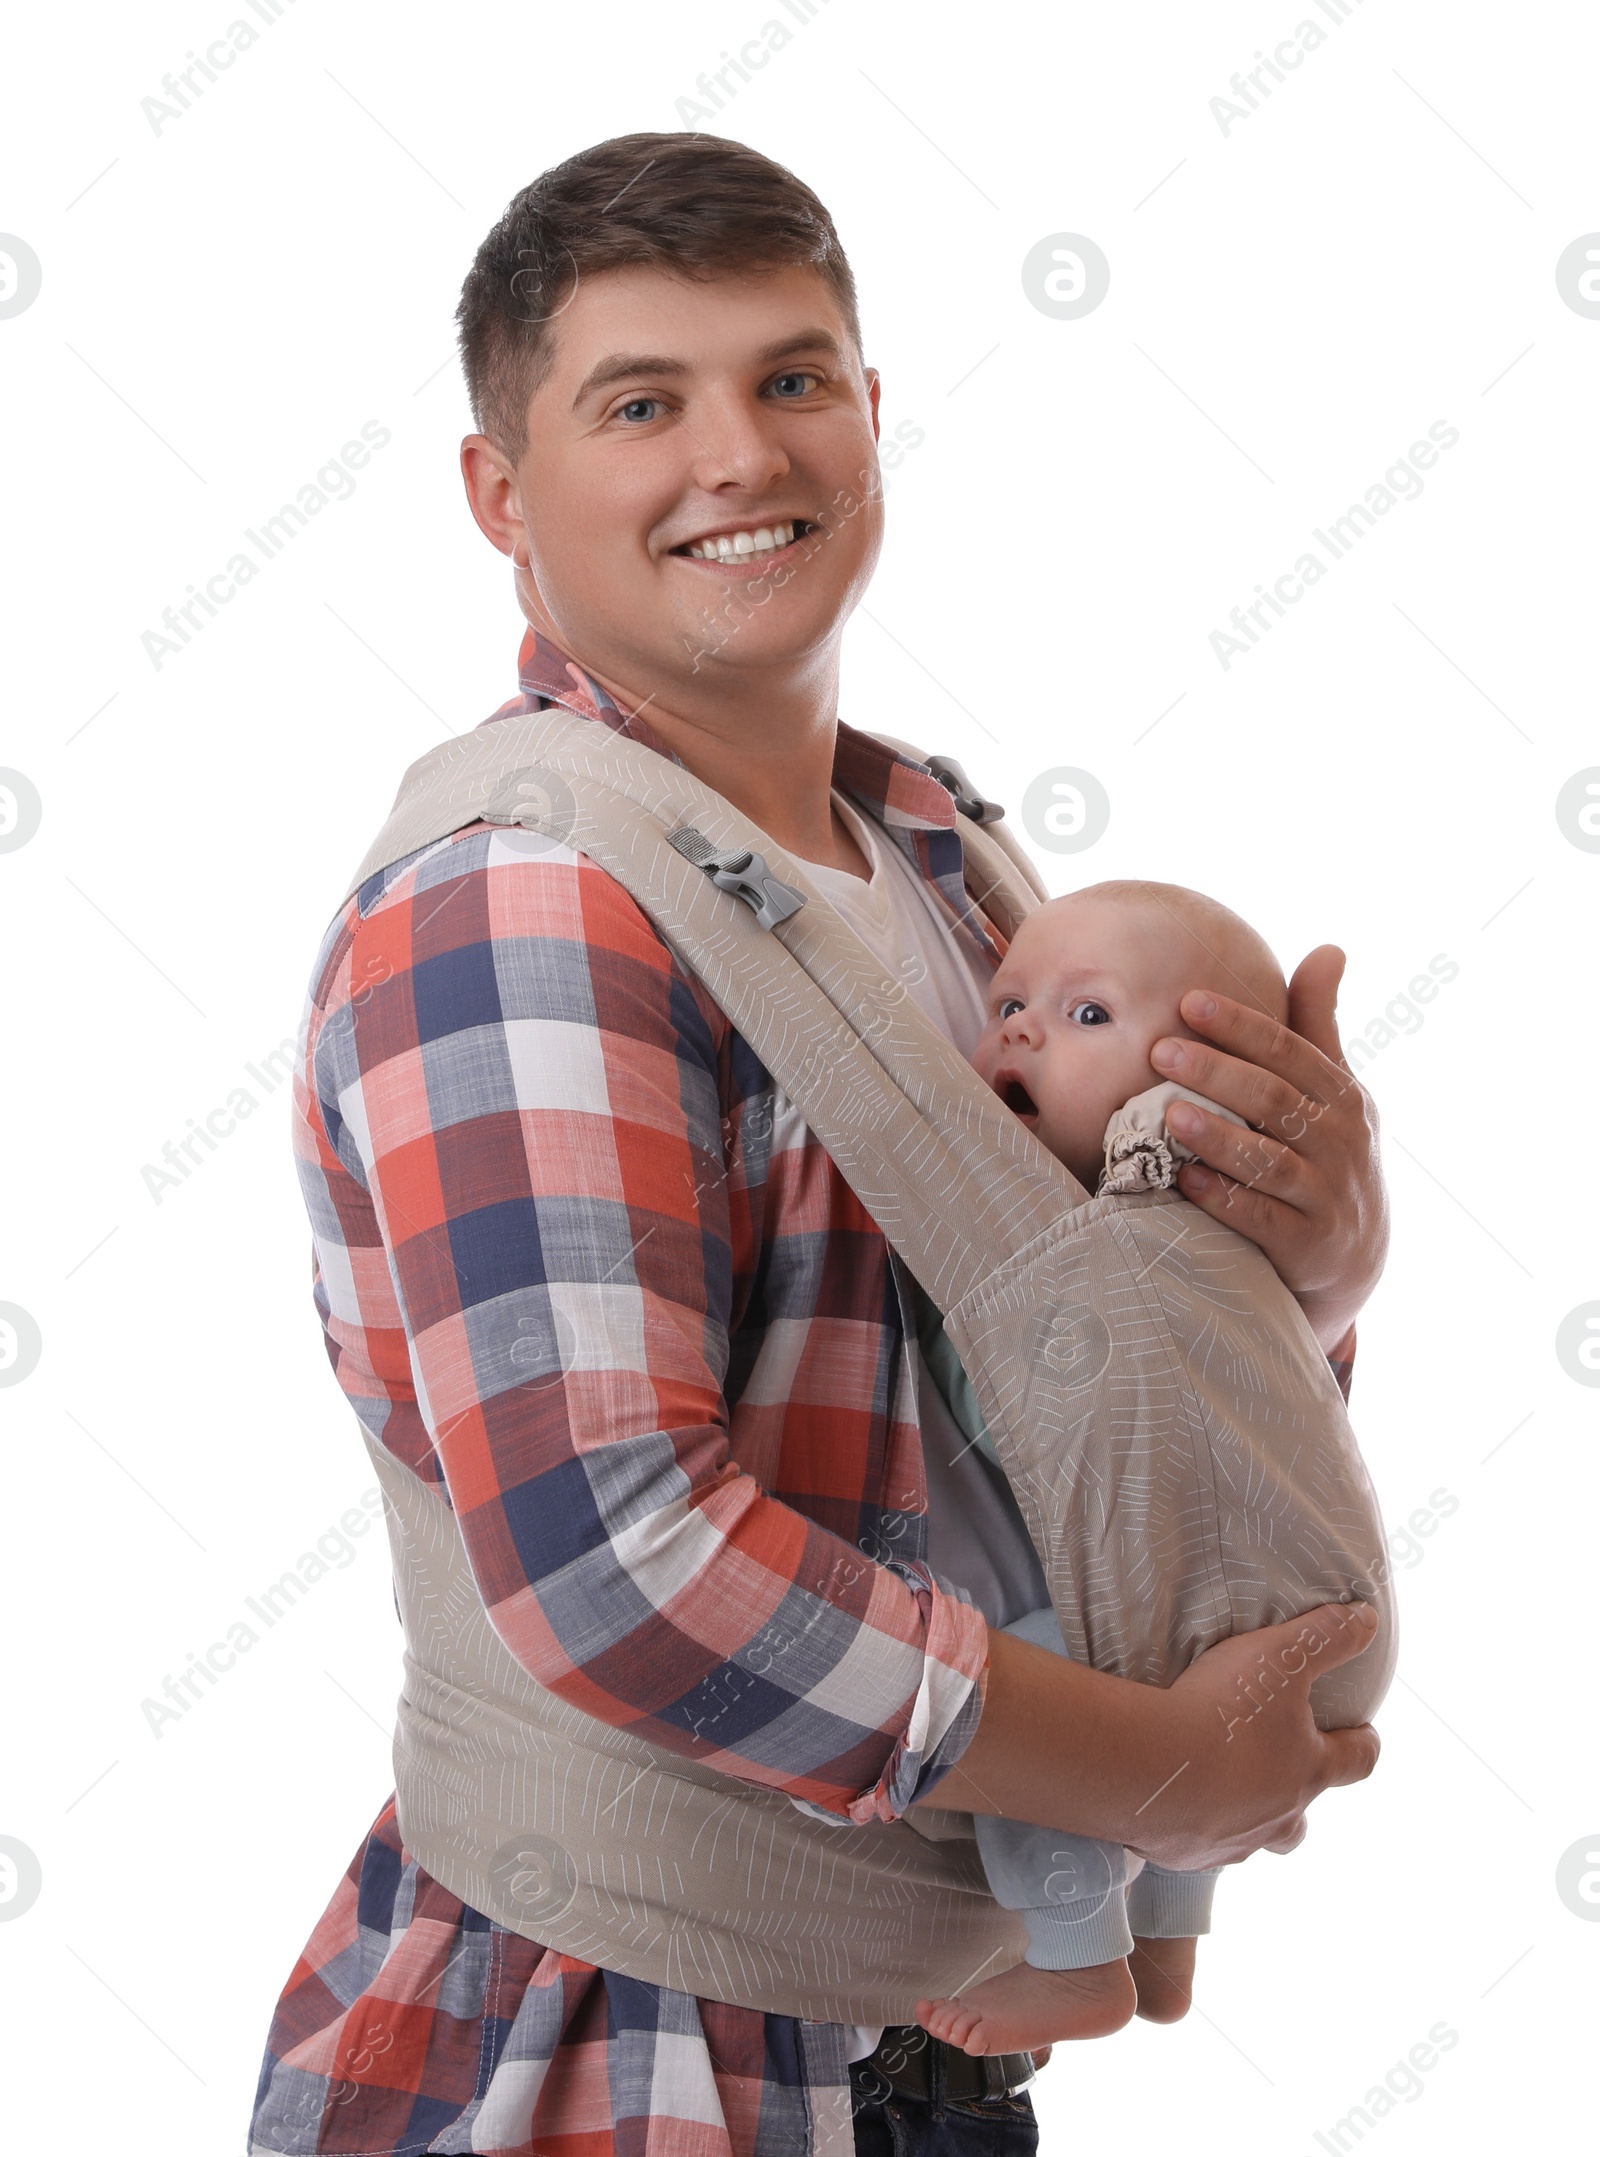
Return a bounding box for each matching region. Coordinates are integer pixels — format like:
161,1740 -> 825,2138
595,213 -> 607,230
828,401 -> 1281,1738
250,630 -> 1016,2157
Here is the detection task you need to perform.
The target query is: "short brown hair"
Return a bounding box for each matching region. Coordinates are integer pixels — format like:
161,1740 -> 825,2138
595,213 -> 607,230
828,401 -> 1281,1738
457,132 -> 863,459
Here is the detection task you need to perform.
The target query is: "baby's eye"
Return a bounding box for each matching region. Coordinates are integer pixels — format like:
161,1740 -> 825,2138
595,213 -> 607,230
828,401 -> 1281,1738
1067,1000 -> 1112,1027
997,996 -> 1025,1021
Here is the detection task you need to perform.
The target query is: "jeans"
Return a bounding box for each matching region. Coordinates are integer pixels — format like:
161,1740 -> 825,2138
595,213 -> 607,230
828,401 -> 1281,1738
850,2056 -> 1040,2155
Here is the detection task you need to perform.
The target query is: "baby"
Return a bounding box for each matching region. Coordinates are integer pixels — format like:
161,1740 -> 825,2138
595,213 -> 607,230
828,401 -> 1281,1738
913,877 -> 1295,2058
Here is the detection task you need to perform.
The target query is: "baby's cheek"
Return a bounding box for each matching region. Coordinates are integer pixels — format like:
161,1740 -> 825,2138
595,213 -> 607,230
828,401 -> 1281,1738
1040,1058 -> 1117,1161
1075,1044 -> 1148,1128
1057,1100 -> 1113,1167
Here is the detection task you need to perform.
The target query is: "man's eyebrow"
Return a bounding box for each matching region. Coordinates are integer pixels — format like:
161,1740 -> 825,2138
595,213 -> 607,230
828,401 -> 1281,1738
753,327 -> 844,365
570,353 -> 688,410
569,329 -> 845,411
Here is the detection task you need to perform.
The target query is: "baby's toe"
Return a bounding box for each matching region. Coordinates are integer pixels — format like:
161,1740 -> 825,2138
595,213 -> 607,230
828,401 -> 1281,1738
942,2005 -> 990,2054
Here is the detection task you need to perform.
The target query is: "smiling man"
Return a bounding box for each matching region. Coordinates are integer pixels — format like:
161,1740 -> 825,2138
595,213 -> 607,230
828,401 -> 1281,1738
249,135 -> 1387,2157
466,243 -> 888,885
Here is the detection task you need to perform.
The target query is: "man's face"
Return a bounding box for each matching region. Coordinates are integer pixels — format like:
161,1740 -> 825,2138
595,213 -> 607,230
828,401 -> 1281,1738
468,262 -> 883,703
970,897 -> 1230,1191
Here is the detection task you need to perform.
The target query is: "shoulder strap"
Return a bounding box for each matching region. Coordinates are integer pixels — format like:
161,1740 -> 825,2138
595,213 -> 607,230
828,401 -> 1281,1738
346,715 -> 1048,938
344,707 -> 1083,1318
861,732 -> 1050,947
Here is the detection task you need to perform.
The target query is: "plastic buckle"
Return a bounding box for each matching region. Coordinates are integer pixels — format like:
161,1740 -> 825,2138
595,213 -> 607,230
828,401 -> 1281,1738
665,827 -> 807,931
925,754 -> 1005,825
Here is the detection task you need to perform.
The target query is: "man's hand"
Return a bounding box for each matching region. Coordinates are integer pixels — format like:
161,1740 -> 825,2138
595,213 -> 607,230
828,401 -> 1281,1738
920,1601 -> 1381,1869
1149,945 -> 1389,1353
1127,1600 -> 1382,1872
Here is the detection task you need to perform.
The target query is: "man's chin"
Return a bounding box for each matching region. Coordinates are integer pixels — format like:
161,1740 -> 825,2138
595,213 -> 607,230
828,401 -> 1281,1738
667,600 -> 847,683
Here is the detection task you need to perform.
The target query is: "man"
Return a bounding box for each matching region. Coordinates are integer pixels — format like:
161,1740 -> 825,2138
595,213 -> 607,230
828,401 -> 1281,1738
250,134 -> 1386,2157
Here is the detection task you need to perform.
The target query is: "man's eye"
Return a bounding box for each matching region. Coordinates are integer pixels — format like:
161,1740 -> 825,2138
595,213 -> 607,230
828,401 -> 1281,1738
615,397 -> 665,423
1068,1000 -> 1112,1026
769,371 -> 820,398
997,996 -> 1025,1020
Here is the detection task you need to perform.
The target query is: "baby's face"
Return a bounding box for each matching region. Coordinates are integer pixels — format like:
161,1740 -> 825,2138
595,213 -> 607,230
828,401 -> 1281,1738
971,894 -> 1265,1190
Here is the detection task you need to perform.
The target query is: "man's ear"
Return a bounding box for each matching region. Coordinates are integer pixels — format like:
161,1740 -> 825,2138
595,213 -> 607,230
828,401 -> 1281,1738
865,366 -> 881,440
460,434 -> 524,559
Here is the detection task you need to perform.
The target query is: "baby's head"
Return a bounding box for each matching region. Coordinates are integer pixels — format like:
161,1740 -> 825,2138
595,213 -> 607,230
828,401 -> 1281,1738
971,880 -> 1289,1190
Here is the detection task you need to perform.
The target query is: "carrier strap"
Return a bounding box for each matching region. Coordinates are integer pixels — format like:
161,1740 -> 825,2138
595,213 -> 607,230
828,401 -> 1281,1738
345,704 -> 1082,1318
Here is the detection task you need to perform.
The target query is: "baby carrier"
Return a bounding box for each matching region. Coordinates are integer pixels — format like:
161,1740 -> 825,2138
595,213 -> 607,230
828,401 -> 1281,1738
340,703 -> 1396,2031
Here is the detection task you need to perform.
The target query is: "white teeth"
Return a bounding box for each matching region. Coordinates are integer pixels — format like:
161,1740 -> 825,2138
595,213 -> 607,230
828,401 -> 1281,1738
685,521 -> 801,561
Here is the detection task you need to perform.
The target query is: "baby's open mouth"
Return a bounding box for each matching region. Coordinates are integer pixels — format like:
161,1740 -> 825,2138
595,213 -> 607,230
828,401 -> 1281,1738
994,1074 -> 1038,1120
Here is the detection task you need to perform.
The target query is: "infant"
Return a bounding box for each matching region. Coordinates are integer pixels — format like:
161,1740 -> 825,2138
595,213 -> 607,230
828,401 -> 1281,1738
913,878 -> 1294,2058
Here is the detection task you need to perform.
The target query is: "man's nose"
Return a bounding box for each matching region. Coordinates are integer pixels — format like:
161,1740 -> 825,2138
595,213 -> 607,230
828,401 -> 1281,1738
687,395 -> 792,495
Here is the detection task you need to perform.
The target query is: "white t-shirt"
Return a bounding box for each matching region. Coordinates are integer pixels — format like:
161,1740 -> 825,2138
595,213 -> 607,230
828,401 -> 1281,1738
794,792 -> 1051,2063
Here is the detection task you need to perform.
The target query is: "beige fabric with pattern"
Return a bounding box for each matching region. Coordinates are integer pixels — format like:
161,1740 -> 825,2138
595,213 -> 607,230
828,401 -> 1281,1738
340,707 -> 1396,2030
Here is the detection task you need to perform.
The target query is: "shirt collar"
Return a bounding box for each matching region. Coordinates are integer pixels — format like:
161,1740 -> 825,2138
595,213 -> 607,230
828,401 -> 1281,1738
491,627 -> 1002,959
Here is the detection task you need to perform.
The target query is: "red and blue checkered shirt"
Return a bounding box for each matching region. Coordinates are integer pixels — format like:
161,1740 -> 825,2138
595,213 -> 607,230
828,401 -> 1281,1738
250,632 -> 1025,2156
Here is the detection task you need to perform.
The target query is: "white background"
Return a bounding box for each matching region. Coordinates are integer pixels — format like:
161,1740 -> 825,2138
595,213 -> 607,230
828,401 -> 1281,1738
1,1 -> 1594,2149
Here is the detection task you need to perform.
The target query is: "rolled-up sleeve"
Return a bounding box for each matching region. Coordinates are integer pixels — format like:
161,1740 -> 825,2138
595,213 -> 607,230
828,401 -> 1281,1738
296,828 -> 990,1824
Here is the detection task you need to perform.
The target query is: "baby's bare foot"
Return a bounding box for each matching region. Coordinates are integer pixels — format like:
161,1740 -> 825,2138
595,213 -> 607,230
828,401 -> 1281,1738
1130,1934 -> 1197,2023
914,1955 -> 1136,2055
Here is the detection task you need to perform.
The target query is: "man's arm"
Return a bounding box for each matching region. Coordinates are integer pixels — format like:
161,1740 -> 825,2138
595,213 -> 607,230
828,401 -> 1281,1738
916,1603 -> 1382,1872
1152,946 -> 1388,1355
308,833 -> 990,1827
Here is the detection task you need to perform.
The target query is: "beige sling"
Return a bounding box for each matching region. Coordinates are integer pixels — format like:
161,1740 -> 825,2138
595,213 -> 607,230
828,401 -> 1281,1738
341,706 -> 1396,2029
